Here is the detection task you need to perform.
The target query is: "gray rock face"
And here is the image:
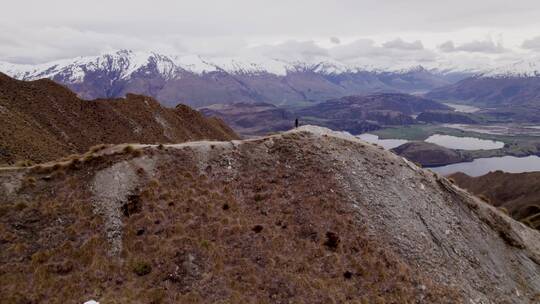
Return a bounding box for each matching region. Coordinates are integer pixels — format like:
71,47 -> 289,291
331,137 -> 540,303
288,126 -> 540,302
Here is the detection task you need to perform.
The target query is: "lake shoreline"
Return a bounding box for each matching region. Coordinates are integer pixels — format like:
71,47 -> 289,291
394,140 -> 540,167
429,155 -> 540,177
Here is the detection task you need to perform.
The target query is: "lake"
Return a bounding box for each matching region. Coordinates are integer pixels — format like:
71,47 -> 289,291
444,103 -> 480,113
429,155 -> 540,177
357,133 -> 408,150
425,134 -> 504,150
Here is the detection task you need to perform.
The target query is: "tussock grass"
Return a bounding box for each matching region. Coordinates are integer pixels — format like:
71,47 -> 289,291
478,194 -> 491,203
132,261 -> 152,276
15,160 -> 34,167
89,144 -> 108,153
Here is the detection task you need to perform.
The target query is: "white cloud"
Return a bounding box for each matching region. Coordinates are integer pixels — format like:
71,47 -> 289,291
458,40 -> 506,53
328,39 -> 437,69
382,38 -> 424,50
329,39 -> 379,60
330,37 -> 341,45
438,39 -> 507,54
438,41 -> 456,53
0,26 -> 152,64
522,36 -> 540,50
252,40 -> 329,62
0,1 -> 539,66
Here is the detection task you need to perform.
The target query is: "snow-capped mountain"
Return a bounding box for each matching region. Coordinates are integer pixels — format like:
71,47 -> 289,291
479,59 -> 540,78
426,57 -> 540,106
0,50 -> 189,82
0,50 -> 481,107
0,50 -> 450,80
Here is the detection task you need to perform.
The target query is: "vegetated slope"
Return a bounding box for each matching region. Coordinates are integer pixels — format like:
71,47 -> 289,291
199,102 -> 295,136
1,126 -> 539,303
0,73 -> 238,165
449,171 -> 540,229
296,93 -> 450,133
299,93 -> 450,118
416,111 -> 481,124
200,94 -> 449,136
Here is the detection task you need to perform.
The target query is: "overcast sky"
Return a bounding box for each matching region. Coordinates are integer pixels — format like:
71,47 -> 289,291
2,0 -> 540,66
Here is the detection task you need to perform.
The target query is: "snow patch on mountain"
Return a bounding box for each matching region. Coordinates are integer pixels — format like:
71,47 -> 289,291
174,55 -> 217,74
1,49 -> 538,82
481,59 -> 540,78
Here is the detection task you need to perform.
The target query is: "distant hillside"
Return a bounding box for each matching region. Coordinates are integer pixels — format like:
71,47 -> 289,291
1,126 -> 539,303
299,93 -> 450,118
450,171 -> 540,229
0,73 -> 238,165
416,111 -> 481,124
199,102 -> 295,135
199,93 -> 445,136
426,76 -> 540,107
296,93 -> 450,132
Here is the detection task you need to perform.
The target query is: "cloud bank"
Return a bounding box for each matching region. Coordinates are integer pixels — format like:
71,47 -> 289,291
1,0 -> 540,67
439,39 -> 507,54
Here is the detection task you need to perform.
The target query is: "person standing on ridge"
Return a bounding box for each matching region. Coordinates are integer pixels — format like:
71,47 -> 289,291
295,118 -> 299,128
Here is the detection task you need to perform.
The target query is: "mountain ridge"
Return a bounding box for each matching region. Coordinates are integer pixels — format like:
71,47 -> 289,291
1,126 -> 539,303
0,50 -> 470,108
0,72 -> 238,165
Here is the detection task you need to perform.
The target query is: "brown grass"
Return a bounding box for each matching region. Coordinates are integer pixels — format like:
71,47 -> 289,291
132,261 -> 152,276
15,160 -> 34,167
0,136 -> 460,303
478,194 -> 491,203
123,145 -> 135,154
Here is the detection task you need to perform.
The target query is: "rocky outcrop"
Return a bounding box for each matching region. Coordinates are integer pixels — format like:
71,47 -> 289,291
1,126 -> 539,303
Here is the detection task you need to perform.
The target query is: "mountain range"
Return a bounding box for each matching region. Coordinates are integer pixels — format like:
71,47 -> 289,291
0,50 -> 475,108
2,66 -> 540,303
424,59 -> 540,108
427,76 -> 540,106
4,50 -> 540,113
